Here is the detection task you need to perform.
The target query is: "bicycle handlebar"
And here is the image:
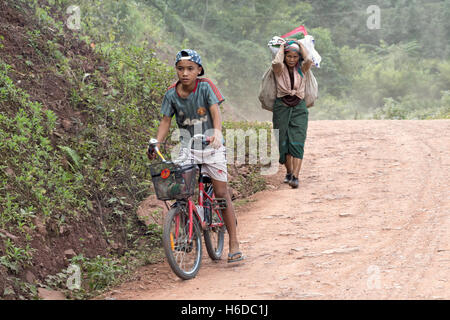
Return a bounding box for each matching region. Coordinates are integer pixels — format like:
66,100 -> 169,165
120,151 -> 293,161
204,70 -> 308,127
148,135 -> 212,162
148,138 -> 166,161
189,134 -> 212,149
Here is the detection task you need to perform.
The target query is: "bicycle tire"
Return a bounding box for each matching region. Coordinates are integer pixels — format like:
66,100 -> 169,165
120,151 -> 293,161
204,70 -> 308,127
203,190 -> 225,260
163,206 -> 202,280
204,225 -> 225,260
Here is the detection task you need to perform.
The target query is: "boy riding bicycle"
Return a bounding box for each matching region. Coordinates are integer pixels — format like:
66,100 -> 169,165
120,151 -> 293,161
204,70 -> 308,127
147,49 -> 244,263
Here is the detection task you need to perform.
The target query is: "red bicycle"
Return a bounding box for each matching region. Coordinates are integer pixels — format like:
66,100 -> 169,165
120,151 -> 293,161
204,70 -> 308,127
148,134 -> 227,280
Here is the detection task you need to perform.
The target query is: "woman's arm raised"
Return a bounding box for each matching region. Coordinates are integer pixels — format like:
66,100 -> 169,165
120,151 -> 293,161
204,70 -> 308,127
298,41 -> 313,74
272,43 -> 285,75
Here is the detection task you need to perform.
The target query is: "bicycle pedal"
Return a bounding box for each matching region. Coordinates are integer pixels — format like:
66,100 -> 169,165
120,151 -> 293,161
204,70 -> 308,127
213,198 -> 227,210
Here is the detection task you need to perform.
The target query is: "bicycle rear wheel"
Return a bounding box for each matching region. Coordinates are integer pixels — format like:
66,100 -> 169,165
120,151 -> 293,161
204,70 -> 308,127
204,225 -> 225,260
163,206 -> 202,280
203,195 -> 225,260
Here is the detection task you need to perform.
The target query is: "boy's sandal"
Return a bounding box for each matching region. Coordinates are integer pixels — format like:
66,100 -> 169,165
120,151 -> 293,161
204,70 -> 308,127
227,251 -> 244,263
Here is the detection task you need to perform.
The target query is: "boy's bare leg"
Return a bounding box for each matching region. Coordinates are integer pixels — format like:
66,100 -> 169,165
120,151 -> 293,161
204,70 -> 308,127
211,179 -> 241,257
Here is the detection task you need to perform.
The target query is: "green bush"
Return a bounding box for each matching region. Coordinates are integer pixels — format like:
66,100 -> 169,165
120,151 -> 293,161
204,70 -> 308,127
0,61 -> 87,231
70,254 -> 126,292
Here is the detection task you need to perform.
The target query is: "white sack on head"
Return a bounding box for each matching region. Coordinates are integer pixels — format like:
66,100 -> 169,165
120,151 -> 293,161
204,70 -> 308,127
267,35 -> 322,68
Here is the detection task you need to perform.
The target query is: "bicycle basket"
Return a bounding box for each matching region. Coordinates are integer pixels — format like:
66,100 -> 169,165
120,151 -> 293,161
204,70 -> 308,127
149,162 -> 197,201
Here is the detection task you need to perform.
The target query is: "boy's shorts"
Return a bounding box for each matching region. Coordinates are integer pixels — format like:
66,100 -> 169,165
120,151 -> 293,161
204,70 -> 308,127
177,145 -> 228,182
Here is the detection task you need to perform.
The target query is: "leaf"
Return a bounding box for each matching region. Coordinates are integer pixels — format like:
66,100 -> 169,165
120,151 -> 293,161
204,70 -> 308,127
59,146 -> 81,171
3,287 -> 15,296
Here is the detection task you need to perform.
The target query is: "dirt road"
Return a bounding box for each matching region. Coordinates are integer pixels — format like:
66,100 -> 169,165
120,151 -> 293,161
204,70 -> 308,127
101,120 -> 450,300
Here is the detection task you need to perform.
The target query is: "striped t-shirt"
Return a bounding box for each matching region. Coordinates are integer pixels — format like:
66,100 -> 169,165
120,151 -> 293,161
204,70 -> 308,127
161,78 -> 225,147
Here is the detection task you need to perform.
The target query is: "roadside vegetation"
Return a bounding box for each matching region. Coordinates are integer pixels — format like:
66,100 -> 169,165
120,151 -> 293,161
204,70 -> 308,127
142,0 -> 450,120
0,0 -> 272,299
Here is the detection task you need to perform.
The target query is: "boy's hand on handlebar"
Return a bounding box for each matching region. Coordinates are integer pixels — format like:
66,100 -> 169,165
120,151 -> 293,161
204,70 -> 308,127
147,139 -> 159,160
209,131 -> 223,149
147,146 -> 156,160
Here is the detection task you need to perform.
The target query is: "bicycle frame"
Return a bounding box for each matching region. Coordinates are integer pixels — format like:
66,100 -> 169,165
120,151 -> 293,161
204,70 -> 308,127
150,135 -> 225,243
197,175 -> 225,228
176,173 -> 225,243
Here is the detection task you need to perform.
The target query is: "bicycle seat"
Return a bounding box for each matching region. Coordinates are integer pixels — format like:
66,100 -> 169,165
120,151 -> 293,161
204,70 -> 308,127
201,173 -> 213,184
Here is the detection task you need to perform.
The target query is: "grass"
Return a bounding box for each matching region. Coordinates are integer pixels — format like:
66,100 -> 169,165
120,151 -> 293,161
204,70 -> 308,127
0,60 -> 86,230
0,239 -> 34,275
233,198 -> 257,208
223,120 -> 274,197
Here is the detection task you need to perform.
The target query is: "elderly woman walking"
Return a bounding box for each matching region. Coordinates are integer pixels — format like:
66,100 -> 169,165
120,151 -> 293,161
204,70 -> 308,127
272,40 -> 313,188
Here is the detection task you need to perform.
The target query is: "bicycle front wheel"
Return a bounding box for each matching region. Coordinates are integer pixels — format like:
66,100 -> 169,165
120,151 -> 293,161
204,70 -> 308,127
163,206 -> 202,280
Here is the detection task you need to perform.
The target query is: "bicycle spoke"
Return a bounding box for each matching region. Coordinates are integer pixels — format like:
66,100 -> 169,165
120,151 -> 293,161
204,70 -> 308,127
170,216 -> 197,273
177,250 -> 184,269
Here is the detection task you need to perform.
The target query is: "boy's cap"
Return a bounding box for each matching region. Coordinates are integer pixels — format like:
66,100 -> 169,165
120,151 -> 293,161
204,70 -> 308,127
175,49 -> 205,76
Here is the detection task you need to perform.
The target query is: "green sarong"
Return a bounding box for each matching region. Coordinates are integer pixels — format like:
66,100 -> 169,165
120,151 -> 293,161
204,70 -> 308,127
272,98 -> 309,164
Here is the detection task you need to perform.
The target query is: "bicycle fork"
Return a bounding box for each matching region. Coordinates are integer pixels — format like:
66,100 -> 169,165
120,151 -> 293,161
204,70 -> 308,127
170,200 -> 196,250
